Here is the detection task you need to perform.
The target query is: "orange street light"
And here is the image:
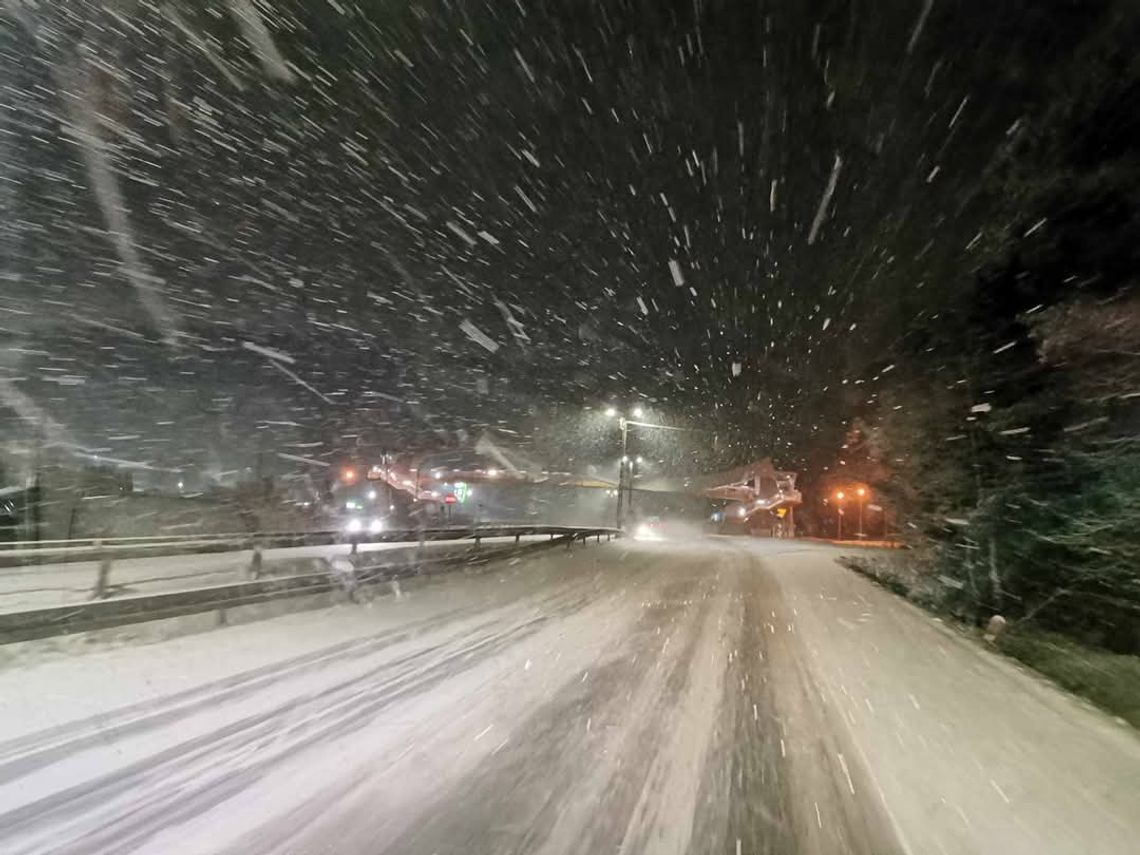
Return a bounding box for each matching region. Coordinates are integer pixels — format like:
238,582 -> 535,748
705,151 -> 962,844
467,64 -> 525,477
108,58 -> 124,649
835,490 -> 845,501
342,468 -> 357,484
857,486 -> 867,497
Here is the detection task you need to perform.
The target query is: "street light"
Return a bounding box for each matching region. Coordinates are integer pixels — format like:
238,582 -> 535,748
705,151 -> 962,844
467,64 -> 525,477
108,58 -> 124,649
835,490 -> 846,540
856,486 -> 868,538
606,409 -> 705,529
628,456 -> 648,518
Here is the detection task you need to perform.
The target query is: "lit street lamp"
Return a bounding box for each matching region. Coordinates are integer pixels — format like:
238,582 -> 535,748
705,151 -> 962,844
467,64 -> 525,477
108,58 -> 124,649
856,486 -> 868,538
606,407 -> 703,529
835,490 -> 846,540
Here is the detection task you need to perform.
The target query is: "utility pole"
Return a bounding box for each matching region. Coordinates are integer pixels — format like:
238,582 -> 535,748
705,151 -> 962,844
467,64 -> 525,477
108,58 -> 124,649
609,413 -> 702,531
615,418 -> 628,529
627,456 -> 637,522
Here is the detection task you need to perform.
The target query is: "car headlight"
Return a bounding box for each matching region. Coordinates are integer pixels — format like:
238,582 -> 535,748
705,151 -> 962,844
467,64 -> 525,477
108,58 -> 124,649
346,517 -> 363,534
368,518 -> 384,534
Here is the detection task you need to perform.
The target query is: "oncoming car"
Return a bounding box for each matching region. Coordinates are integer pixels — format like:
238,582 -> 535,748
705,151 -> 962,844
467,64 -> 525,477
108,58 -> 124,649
343,515 -> 386,537
634,515 -> 663,540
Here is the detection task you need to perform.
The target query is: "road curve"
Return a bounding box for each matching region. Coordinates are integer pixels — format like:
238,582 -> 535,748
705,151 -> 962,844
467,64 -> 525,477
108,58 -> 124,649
0,538 -> 1136,855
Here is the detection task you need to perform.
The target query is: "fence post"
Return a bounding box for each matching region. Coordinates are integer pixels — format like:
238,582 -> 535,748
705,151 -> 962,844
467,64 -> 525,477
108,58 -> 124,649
249,543 -> 263,579
92,539 -> 112,599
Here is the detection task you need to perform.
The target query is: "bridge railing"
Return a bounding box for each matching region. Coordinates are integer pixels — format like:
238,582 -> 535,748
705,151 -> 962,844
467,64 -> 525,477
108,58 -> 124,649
0,524 -> 622,567
0,525 -> 621,644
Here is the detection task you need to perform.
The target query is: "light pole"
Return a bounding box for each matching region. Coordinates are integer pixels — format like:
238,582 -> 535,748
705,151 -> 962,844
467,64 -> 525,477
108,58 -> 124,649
604,406 -> 708,530
835,490 -> 845,540
616,418 -> 629,529
628,456 -> 643,520
601,405 -> 688,533
856,486 -> 867,538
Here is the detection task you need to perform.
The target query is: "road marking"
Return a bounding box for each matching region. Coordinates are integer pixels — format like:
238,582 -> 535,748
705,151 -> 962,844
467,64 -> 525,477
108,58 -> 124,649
474,724 -> 494,741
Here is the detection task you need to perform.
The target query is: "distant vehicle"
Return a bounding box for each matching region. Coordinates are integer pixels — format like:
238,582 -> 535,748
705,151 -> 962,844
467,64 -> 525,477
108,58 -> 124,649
343,513 -> 386,537
634,515 -> 663,540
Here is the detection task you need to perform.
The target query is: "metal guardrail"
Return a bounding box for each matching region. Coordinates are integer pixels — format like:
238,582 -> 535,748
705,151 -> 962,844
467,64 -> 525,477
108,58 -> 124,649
0,525 -> 622,567
0,526 -> 620,644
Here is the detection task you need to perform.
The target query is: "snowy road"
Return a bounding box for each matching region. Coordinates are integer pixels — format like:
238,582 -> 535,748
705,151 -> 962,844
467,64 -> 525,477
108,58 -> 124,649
0,538 -> 1137,855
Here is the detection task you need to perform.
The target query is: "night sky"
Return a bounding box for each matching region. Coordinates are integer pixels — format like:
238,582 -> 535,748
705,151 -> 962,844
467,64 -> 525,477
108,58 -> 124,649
0,1 -> 1097,482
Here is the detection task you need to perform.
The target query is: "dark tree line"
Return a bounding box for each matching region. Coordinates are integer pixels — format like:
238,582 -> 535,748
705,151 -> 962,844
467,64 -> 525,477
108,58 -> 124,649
852,2 -> 1140,652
